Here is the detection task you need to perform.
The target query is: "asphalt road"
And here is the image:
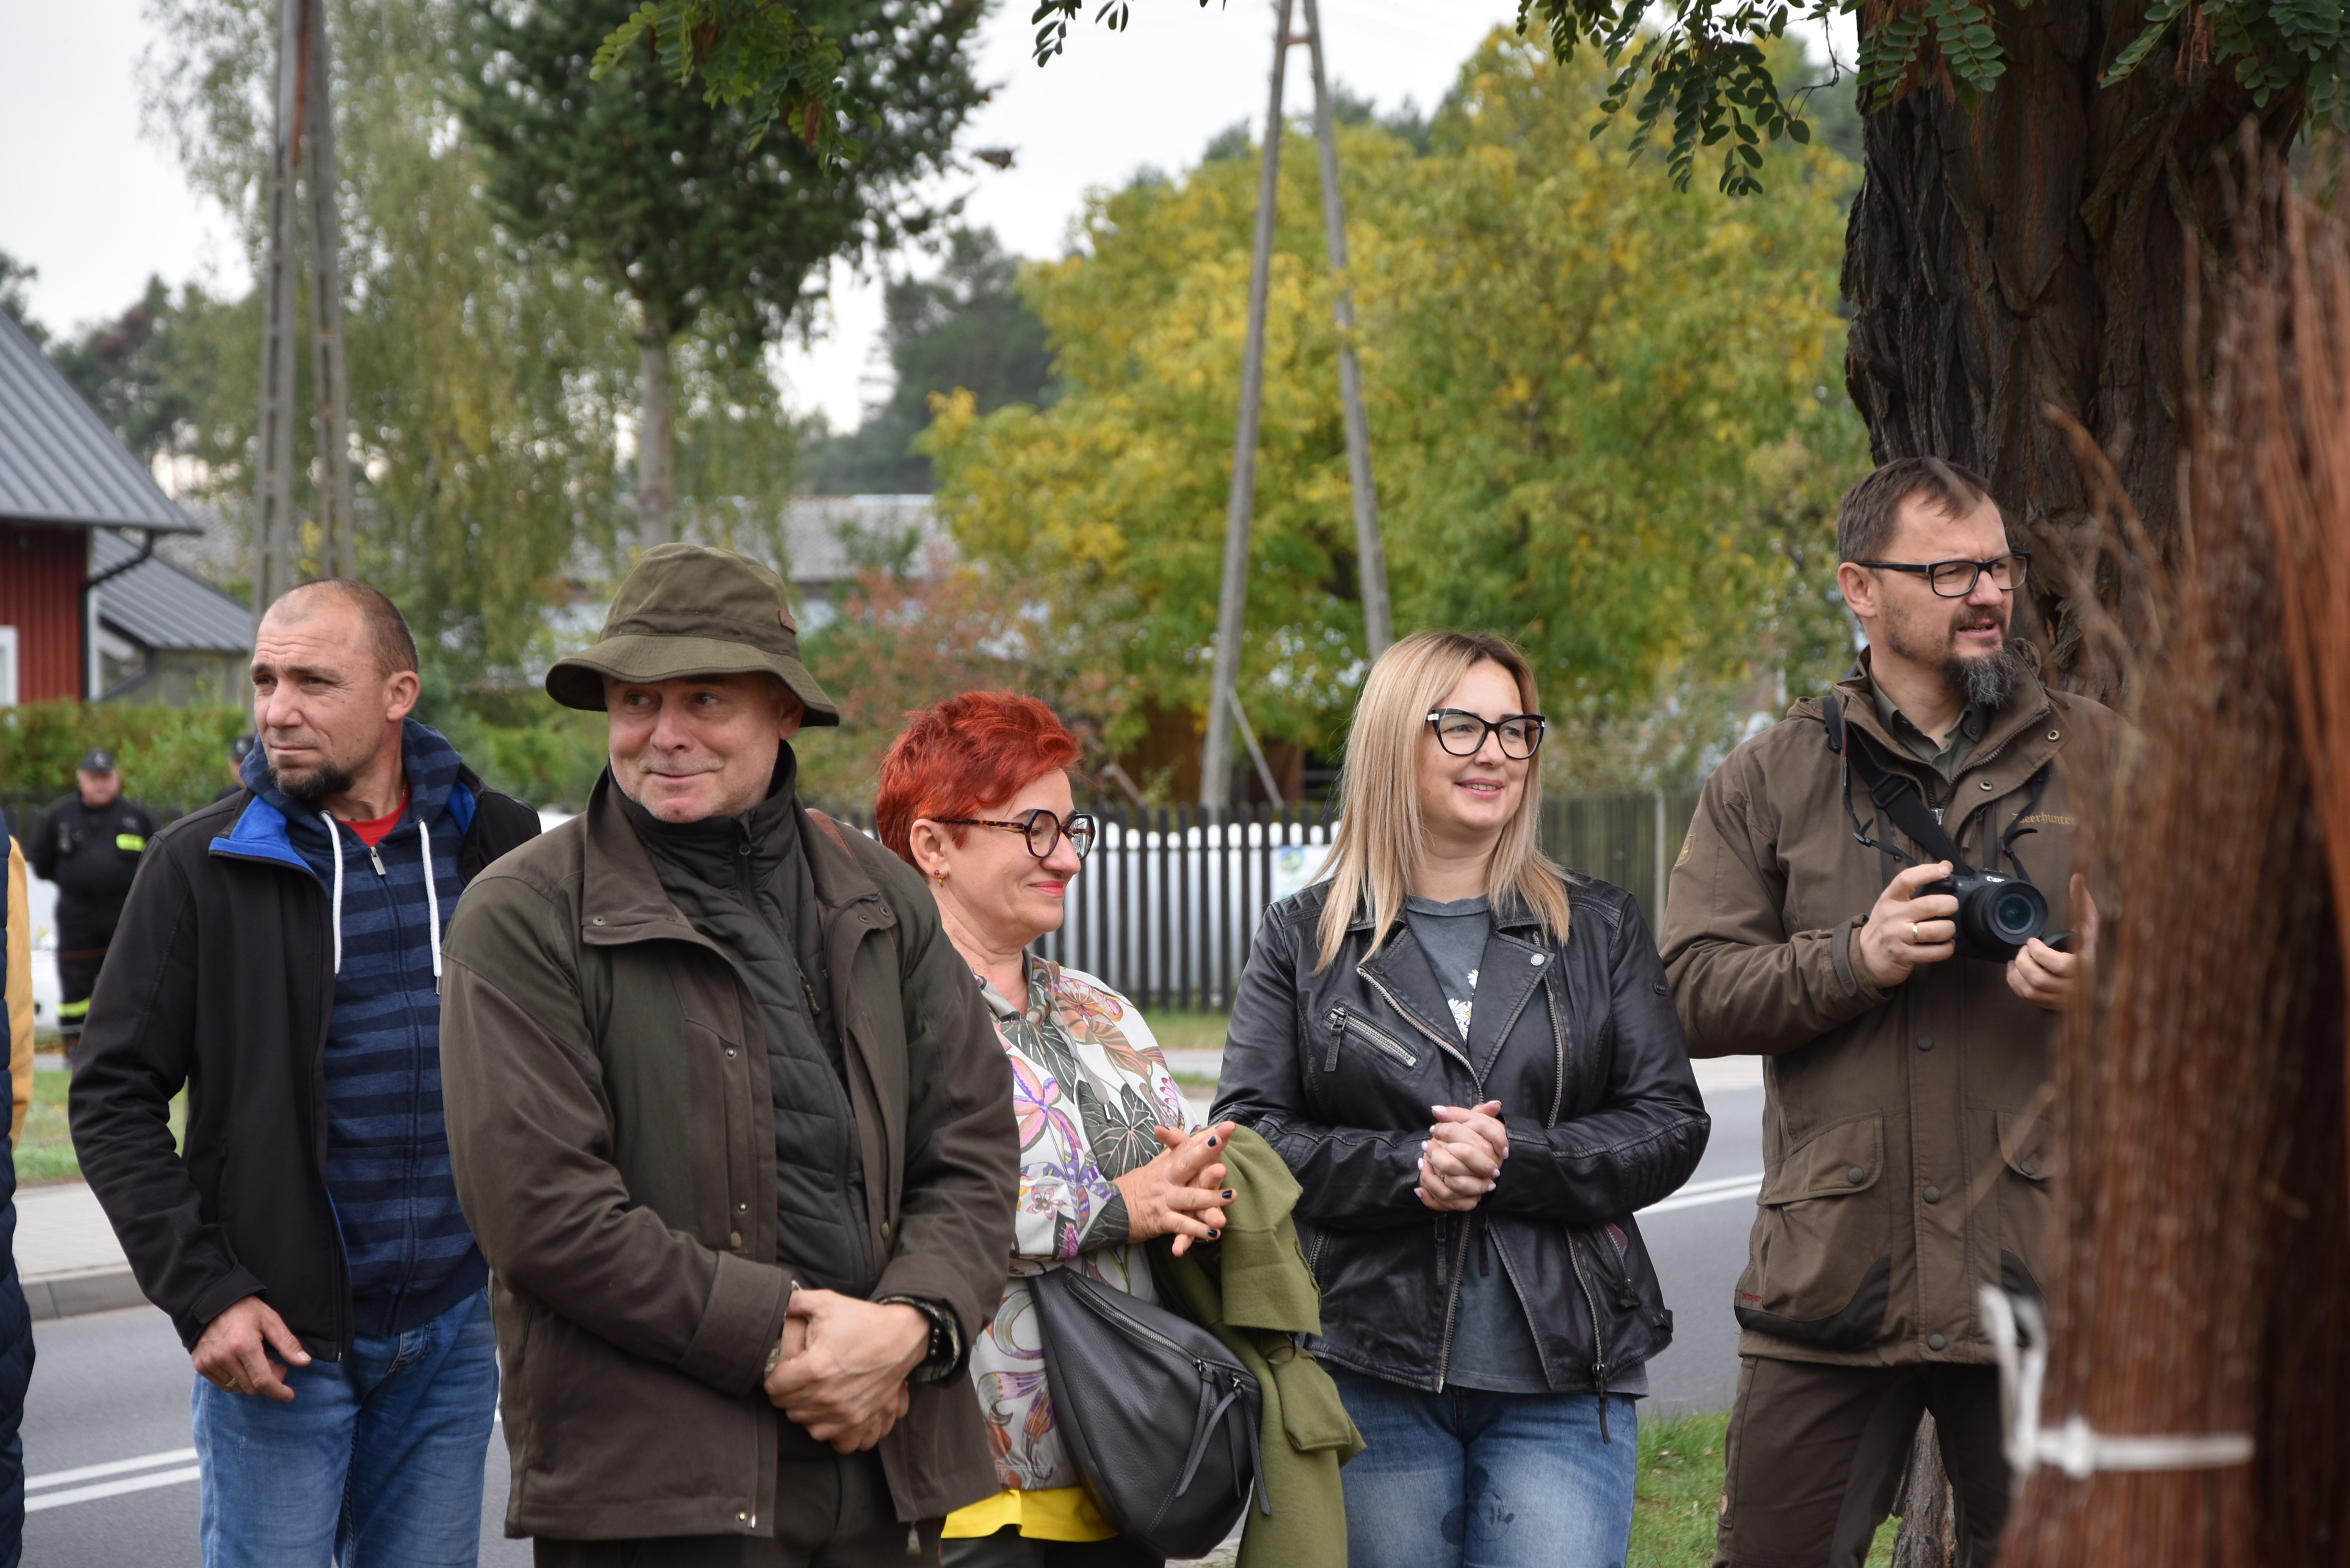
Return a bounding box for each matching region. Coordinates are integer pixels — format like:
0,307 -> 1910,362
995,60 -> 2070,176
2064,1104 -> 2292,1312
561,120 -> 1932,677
18,1082 -> 1765,1565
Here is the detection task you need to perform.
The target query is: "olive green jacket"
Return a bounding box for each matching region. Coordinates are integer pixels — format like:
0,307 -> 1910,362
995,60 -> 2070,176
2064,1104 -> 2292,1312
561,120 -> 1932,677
1658,658 -> 2117,1367
1149,1127 -> 1363,1568
440,771 -> 1016,1540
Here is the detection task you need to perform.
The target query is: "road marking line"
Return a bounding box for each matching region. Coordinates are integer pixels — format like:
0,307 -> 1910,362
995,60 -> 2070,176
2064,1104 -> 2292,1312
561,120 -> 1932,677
26,1467 -> 202,1512
27,1448 -> 198,1491
1666,1171 -> 1769,1199
1641,1175 -> 1764,1216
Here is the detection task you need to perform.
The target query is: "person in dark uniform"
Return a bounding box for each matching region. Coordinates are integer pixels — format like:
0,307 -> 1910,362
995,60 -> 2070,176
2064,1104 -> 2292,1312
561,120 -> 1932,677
213,736 -> 257,803
28,750 -> 156,1043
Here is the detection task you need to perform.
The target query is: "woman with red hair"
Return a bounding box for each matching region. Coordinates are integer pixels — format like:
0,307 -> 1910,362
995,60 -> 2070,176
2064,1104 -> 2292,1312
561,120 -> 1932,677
878,693 -> 1233,1568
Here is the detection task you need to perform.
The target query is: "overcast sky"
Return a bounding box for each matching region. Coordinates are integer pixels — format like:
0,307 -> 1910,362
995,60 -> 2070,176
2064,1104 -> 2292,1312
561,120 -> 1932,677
0,1 -> 1621,431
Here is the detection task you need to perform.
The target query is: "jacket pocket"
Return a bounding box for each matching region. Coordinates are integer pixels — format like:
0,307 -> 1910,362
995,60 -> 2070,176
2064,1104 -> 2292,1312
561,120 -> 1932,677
1323,1006 -> 1418,1074
1994,1106 -> 2057,1295
1734,1112 -> 1893,1349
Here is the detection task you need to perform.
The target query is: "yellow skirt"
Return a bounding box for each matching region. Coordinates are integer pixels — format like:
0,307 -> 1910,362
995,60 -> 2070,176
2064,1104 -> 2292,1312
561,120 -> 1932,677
941,1485 -> 1118,1542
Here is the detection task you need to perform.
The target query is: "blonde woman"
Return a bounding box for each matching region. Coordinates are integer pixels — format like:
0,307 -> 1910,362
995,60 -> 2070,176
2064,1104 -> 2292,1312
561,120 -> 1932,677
1213,631 -> 1710,1568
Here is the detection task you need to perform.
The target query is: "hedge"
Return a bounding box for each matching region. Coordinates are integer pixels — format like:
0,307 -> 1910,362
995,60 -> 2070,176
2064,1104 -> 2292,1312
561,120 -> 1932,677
0,701 -> 248,825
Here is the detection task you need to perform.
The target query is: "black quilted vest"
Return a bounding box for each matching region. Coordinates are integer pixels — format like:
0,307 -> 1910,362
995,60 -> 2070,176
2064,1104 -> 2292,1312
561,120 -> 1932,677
615,759 -> 873,1297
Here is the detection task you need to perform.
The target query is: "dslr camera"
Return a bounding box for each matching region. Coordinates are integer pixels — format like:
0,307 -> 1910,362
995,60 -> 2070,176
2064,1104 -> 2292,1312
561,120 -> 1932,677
1922,866 -> 2047,963
1822,692 -> 2057,962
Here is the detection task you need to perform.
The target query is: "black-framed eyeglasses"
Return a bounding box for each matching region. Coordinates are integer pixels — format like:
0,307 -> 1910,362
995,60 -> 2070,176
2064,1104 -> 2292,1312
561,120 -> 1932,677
934,808 -> 1098,860
1853,551 -> 2032,598
1425,710 -> 1547,759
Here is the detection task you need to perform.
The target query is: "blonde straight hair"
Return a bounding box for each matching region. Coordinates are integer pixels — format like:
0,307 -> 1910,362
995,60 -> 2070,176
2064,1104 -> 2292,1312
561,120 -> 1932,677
1314,631 -> 1571,971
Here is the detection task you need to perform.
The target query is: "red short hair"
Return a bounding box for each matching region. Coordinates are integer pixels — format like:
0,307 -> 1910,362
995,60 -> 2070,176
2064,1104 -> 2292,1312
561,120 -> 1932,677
876,692 -> 1081,865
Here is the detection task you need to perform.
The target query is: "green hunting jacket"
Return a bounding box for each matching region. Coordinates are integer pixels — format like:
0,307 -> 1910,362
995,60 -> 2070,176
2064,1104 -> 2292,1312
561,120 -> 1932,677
1658,655 -> 2119,1368
1150,1127 -> 1362,1568
439,768 -> 1016,1541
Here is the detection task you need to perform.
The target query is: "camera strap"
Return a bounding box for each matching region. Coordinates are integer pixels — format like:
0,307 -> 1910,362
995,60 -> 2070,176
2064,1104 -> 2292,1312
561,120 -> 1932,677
1851,728 -> 1978,869
1824,694 -> 2058,886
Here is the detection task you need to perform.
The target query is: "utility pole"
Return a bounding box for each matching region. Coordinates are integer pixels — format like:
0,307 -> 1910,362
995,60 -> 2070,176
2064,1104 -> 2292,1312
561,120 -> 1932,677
1201,0 -> 1294,812
253,0 -> 356,631
1299,0 -> 1390,660
1202,0 -> 1392,808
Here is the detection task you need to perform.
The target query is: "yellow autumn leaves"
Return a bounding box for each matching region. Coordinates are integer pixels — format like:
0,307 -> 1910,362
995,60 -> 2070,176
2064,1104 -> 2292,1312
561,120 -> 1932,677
926,30 -> 1865,781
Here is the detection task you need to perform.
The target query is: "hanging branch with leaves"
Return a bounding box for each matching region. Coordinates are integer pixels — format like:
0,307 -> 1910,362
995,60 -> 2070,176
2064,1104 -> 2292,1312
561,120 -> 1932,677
593,0 -> 853,160
1511,0 -> 2350,194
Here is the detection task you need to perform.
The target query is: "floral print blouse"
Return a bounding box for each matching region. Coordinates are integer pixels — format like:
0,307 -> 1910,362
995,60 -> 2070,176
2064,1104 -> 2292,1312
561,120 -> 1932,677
965,957 -> 1192,1494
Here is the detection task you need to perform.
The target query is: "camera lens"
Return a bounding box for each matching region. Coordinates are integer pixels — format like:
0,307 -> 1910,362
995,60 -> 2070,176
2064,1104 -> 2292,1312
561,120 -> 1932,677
1991,890 -> 2041,941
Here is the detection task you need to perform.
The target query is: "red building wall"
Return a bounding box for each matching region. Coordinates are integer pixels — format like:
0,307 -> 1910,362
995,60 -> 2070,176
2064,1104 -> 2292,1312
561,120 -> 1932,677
0,523 -> 86,702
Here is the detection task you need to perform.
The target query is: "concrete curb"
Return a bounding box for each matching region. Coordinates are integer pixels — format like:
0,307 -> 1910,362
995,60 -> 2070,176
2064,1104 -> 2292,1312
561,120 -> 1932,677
22,1268 -> 148,1322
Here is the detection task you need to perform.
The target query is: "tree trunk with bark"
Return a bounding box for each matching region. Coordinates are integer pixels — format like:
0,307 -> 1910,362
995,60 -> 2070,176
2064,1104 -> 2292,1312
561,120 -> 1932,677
637,307 -> 676,548
1840,0 -> 2301,695
1890,1416 -> 1958,1568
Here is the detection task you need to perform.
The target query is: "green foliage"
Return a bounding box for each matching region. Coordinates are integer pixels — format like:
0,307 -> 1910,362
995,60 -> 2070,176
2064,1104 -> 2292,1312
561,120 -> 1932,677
139,0 -> 831,690
592,1 -> 849,159
0,251 -> 45,346
45,277 -> 214,464
15,1072 -> 82,1186
926,33 -> 1864,787
0,702 -> 248,824
799,227 -> 1057,494
1515,0 -> 2350,195
430,698 -> 612,810
2103,0 -> 2346,110
466,0 -> 984,348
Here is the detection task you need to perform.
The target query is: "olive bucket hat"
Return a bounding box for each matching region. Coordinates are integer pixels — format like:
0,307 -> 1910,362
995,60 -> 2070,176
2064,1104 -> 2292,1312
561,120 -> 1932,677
544,543 -> 840,724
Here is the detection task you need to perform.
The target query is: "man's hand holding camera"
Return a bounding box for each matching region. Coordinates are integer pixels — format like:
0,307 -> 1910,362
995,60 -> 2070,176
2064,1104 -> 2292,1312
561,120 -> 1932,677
1860,863 -> 2095,1012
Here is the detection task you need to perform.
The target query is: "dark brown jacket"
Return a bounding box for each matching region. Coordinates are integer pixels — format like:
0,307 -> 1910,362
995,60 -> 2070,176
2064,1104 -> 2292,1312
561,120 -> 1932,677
1658,659 -> 2117,1367
439,773 -> 1016,1539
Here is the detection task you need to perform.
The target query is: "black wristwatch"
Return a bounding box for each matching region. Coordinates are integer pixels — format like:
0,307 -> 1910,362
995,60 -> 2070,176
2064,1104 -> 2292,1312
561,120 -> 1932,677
877,1296 -> 962,1383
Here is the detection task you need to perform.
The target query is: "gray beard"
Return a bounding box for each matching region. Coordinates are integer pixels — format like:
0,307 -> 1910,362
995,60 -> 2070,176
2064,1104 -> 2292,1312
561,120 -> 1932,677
1943,644 -> 2023,709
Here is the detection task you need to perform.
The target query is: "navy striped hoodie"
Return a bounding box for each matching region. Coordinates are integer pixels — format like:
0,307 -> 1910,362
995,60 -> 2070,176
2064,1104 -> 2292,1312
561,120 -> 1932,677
226,720 -> 489,1336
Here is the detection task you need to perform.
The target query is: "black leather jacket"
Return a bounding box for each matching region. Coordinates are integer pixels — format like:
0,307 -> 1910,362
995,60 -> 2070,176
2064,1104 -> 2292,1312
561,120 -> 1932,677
1213,872 -> 1709,1396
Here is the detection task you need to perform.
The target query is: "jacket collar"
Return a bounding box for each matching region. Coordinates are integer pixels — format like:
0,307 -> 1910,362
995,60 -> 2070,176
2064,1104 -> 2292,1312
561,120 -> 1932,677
577,751 -> 892,947
217,720 -> 477,881
1342,884 -> 1550,936
1833,650 -> 2057,789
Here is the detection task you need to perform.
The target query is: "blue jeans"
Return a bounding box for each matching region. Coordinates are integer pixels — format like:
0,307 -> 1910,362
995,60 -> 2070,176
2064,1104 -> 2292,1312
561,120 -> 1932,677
192,1286 -> 497,1568
1330,1368 -> 1639,1568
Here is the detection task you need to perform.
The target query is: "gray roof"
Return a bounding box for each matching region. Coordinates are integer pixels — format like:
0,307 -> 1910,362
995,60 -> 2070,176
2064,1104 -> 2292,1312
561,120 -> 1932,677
782,495 -> 949,585
92,528 -> 251,653
0,309 -> 193,532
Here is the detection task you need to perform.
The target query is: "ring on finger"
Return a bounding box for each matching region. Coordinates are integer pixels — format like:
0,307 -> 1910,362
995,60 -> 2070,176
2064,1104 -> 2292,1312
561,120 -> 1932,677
1910,921 -> 1919,943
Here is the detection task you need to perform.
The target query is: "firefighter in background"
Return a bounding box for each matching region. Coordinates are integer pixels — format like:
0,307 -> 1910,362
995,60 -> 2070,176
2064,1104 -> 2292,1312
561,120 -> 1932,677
29,750 -> 156,1044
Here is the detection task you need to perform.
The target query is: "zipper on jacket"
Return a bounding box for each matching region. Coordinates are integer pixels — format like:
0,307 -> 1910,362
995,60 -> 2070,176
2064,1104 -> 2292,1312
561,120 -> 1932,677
1546,972 -> 1569,1127
1358,969 -> 1480,1085
1326,1005 -> 1416,1070
1432,1214 -> 1473,1390
1565,1229 -> 1615,1443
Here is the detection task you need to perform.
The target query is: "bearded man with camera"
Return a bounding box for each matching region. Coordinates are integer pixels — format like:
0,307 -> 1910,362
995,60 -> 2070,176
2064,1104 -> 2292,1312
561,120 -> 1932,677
1660,458 -> 2117,1568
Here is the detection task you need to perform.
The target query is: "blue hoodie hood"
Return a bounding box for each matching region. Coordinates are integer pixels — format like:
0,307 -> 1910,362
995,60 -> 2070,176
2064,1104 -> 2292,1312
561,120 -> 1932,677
215,720 -> 477,883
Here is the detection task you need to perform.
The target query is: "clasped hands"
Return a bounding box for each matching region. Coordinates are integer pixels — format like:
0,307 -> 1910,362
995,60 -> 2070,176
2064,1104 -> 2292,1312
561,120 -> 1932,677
766,1119 -> 1239,1452
763,1290 -> 926,1454
1416,1100 -> 1508,1213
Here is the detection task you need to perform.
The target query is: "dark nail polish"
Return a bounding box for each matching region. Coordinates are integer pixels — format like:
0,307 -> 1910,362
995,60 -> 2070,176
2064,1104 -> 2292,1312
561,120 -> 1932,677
1221,1190 -> 1235,1201
1206,1230 -> 1219,1240
1206,1136 -> 1218,1148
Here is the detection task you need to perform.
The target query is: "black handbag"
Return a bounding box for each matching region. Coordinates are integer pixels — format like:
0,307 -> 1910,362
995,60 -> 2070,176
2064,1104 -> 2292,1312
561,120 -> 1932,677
1028,1263 -> 1270,1559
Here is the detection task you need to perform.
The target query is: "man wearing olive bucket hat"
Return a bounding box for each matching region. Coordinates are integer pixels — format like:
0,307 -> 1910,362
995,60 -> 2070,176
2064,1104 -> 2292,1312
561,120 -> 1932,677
439,543 -> 1019,1565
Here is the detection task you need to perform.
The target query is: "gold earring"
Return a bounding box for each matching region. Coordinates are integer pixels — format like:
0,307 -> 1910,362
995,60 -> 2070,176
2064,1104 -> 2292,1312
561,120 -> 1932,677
934,871 -> 947,884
